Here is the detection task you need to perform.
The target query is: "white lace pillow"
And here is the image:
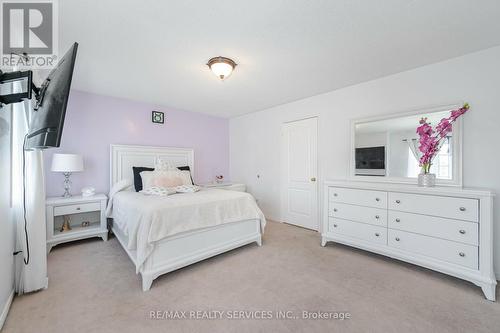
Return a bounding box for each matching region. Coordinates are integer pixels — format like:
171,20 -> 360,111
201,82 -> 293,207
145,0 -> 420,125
141,170 -> 193,189
175,185 -> 201,193
154,157 -> 176,171
140,186 -> 176,196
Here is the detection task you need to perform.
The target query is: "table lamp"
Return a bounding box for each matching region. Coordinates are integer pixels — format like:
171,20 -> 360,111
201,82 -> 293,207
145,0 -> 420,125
51,153 -> 84,197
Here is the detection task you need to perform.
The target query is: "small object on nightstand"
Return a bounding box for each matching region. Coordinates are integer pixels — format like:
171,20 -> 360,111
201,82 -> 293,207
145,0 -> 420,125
81,187 -> 95,197
215,175 -> 224,184
60,215 -> 72,232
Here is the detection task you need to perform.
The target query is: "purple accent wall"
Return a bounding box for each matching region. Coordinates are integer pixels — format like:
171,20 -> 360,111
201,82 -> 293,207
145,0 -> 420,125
44,90 -> 229,197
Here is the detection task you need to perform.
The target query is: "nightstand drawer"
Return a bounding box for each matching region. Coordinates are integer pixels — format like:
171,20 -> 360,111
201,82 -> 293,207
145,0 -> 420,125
53,202 -> 101,216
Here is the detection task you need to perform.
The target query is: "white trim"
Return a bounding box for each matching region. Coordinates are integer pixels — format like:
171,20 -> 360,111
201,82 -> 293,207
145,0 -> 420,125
349,102 -> 464,187
0,290 -> 14,330
110,144 -> 195,189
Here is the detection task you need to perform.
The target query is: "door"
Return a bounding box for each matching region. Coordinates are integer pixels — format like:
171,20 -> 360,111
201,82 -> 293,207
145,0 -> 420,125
281,117 -> 318,230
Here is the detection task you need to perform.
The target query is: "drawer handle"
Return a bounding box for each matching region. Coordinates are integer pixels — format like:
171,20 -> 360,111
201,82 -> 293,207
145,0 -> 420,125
395,218 -> 401,223
395,237 -> 400,242
375,215 -> 380,219
459,207 -> 466,212
333,224 -> 338,228
375,198 -> 380,202
333,193 -> 338,197
459,252 -> 465,257
333,208 -> 338,212
459,229 -> 466,234
375,233 -> 380,237
395,200 -> 401,204
76,207 -> 81,211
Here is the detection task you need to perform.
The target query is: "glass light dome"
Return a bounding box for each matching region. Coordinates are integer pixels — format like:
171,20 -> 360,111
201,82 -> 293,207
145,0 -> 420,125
207,57 -> 237,80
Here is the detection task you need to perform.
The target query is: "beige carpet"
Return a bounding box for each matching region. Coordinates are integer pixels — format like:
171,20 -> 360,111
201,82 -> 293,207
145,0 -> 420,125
3,221 -> 500,333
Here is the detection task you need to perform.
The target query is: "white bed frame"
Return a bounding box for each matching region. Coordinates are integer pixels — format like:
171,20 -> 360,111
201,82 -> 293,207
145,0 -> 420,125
110,144 -> 262,291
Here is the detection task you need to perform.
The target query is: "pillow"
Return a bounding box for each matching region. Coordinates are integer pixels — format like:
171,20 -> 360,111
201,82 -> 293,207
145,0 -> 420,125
175,185 -> 200,193
109,179 -> 132,197
140,186 -> 176,197
155,157 -> 176,171
177,166 -> 194,185
152,175 -> 183,188
132,166 -> 154,192
141,170 -> 193,190
133,165 -> 193,191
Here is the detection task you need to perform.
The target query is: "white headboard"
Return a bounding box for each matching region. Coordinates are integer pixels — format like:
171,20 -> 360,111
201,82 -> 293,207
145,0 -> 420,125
110,144 -> 194,189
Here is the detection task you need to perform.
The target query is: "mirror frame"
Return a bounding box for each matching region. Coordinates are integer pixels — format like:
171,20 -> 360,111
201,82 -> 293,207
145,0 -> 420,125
349,103 -> 463,187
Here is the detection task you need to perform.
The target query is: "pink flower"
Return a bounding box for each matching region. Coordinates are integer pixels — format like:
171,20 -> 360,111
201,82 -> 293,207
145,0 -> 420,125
415,103 -> 469,171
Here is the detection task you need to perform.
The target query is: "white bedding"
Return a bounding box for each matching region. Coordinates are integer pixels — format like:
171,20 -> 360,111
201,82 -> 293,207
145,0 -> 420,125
107,188 -> 266,272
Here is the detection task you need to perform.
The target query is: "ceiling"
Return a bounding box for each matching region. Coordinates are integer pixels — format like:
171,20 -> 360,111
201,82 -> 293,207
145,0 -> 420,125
59,0 -> 500,118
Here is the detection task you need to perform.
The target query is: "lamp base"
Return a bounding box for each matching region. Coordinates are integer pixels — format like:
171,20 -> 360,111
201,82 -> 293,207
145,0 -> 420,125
62,172 -> 72,197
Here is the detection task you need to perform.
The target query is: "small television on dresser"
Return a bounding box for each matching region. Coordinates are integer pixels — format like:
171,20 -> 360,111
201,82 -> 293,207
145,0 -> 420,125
355,146 -> 386,176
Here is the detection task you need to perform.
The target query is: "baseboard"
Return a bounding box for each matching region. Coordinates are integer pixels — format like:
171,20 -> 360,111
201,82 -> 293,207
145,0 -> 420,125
0,290 -> 14,330
265,215 -> 283,223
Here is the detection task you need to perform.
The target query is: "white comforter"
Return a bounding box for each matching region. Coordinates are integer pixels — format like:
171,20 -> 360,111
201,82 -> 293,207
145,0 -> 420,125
107,188 -> 266,272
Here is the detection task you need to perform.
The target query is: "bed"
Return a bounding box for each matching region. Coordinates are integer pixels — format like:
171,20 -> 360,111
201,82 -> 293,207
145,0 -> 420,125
108,144 -> 266,291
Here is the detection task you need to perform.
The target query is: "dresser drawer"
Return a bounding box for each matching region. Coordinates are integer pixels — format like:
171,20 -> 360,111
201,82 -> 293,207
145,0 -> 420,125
329,187 -> 387,209
330,202 -> 387,227
388,211 -> 478,246
53,202 -> 101,216
388,192 -> 478,222
329,218 -> 386,245
388,229 -> 478,270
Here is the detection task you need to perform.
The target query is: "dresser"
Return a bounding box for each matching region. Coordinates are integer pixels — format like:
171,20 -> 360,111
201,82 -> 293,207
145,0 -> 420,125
322,180 -> 496,301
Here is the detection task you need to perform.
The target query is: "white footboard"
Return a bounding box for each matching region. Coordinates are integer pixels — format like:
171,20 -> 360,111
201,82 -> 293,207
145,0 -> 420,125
112,219 -> 262,291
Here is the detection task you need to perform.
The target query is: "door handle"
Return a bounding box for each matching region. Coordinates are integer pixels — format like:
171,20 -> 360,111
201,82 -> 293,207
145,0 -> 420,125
310,177 -> 316,182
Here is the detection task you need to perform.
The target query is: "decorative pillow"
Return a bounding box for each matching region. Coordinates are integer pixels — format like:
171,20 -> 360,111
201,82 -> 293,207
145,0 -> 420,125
175,185 -> 201,193
155,157 -> 176,171
177,166 -> 194,185
140,186 -> 176,197
152,175 -> 183,188
132,166 -> 154,192
141,170 -> 193,190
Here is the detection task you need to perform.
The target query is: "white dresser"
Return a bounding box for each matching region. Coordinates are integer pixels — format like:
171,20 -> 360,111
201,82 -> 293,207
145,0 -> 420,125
322,180 -> 496,301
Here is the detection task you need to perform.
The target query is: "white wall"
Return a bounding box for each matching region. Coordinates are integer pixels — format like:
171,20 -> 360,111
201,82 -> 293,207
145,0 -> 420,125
0,106 -> 15,328
230,46 -> 500,274
355,132 -> 387,148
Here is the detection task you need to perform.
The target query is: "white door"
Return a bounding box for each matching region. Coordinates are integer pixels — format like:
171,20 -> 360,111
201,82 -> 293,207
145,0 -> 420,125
281,117 -> 318,230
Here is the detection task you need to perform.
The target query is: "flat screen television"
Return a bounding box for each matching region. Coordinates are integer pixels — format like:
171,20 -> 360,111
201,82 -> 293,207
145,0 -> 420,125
355,146 -> 386,176
25,42 -> 78,150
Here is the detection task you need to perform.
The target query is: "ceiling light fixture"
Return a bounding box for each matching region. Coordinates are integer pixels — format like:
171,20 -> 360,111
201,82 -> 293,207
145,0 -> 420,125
207,56 -> 237,80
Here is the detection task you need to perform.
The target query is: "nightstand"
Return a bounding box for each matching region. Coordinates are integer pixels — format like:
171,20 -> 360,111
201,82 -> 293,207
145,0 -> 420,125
200,183 -> 246,192
45,194 -> 108,253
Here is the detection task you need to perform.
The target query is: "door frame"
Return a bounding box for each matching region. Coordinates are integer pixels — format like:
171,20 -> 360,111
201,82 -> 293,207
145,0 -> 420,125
280,115 -> 320,231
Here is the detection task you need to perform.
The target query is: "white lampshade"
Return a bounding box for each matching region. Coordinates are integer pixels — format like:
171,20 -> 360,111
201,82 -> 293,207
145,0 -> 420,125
51,154 -> 84,173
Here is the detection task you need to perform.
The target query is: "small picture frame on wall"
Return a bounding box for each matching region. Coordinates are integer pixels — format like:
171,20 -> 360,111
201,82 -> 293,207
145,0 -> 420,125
152,111 -> 164,124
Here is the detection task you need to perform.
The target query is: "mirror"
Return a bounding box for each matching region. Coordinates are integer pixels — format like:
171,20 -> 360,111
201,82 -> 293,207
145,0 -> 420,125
350,104 -> 462,186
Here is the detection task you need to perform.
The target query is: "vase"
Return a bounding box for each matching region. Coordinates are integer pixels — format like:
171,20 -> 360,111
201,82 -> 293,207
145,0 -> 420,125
418,173 -> 436,187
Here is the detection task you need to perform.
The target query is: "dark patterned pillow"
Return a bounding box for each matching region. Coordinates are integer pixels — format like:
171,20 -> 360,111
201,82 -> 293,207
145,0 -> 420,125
132,166 -> 154,192
177,166 -> 194,185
